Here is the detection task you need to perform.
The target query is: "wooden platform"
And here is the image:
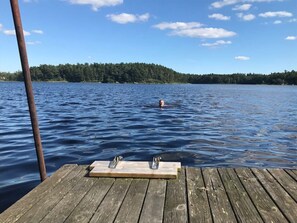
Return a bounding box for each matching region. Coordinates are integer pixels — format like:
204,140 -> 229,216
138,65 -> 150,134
0,165 -> 296,223
89,161 -> 181,178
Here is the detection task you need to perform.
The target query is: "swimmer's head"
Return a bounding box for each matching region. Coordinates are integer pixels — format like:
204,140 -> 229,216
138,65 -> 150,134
159,99 -> 165,108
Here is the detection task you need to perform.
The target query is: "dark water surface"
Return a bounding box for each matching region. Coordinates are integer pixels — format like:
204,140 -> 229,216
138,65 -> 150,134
1,82 -> 297,212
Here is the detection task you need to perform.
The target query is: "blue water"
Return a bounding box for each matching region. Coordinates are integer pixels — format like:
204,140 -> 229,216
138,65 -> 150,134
1,82 -> 297,212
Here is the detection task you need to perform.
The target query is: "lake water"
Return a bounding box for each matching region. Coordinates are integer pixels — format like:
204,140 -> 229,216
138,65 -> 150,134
1,82 -> 297,212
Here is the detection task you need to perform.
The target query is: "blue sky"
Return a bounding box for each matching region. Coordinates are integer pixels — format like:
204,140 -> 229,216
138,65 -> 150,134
0,0 -> 296,74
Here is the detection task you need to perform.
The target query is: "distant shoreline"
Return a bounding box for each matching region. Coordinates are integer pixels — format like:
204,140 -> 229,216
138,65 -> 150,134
1,62 -> 296,85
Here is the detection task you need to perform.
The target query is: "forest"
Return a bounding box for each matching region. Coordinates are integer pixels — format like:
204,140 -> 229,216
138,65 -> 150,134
1,62 -> 297,85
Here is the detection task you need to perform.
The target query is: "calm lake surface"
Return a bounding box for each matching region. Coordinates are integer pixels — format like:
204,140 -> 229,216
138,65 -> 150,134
1,82 -> 297,212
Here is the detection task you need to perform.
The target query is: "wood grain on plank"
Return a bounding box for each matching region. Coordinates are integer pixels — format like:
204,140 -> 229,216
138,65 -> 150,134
252,168 -> 297,223
203,168 -> 237,223
268,168 -> 297,201
139,179 -> 167,223
163,168 -> 188,223
285,169 -> 297,181
0,164 -> 78,223
186,167 -> 212,223
114,179 -> 149,223
236,168 -> 288,223
219,168 -> 263,223
15,165 -> 87,223
64,177 -> 115,223
40,176 -> 95,223
89,178 -> 132,223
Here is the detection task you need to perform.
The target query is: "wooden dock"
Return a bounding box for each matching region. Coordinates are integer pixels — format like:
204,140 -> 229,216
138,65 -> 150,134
0,164 -> 296,223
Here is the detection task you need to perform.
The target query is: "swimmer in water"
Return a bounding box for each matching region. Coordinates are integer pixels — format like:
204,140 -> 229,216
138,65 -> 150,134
159,99 -> 165,108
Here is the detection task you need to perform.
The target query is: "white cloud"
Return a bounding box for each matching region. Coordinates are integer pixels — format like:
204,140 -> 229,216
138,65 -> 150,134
107,13 -> 150,24
32,29 -> 43,34
235,56 -> 250,60
285,36 -> 297,40
153,22 -> 203,30
138,13 -> 150,22
0,23 -> 3,31
68,0 -> 123,11
237,13 -> 256,21
3,29 -> 31,36
27,41 -> 41,45
211,0 -> 239,9
3,30 -> 17,35
232,4 -> 252,11
259,11 -> 293,18
242,14 -> 256,21
273,20 -> 282,24
172,27 -> 236,39
209,13 -> 230,21
211,0 -> 284,9
107,13 -> 135,23
201,40 -> 232,47
289,18 -> 297,23
154,22 -> 236,39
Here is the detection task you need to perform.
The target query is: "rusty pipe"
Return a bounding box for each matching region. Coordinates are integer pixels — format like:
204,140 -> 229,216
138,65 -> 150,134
10,0 -> 47,181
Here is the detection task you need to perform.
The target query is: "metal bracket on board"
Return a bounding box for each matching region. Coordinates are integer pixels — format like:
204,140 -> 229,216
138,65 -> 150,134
151,156 -> 161,170
109,156 -> 123,169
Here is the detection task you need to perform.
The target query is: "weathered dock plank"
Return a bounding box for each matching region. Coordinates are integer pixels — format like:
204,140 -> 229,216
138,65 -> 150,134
138,179 -> 167,223
1,165 -> 296,223
186,167 -> 212,223
114,179 -> 149,223
163,168 -> 188,223
235,168 -> 288,223
40,174 -> 95,223
252,168 -> 297,223
218,168 -> 263,222
64,177 -> 115,223
15,165 -> 87,223
89,178 -> 132,223
285,169 -> 297,181
268,168 -> 297,201
203,168 -> 237,223
0,164 -> 78,223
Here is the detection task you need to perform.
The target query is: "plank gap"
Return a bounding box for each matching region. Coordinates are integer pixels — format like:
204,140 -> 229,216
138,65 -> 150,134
267,169 -> 297,202
87,178 -> 116,222
251,168 -> 296,223
217,168 -> 239,223
235,168 -> 287,223
284,169 -> 297,182
233,168 -> 265,223
201,168 -> 214,223
136,179 -> 151,223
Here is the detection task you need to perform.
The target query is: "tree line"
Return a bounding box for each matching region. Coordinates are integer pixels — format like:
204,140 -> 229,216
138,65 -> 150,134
1,63 -> 297,85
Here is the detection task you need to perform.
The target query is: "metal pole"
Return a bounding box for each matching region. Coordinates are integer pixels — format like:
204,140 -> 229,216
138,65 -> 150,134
10,0 -> 47,181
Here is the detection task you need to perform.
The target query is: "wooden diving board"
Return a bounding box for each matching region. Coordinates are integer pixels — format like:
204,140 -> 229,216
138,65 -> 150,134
89,161 -> 181,179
